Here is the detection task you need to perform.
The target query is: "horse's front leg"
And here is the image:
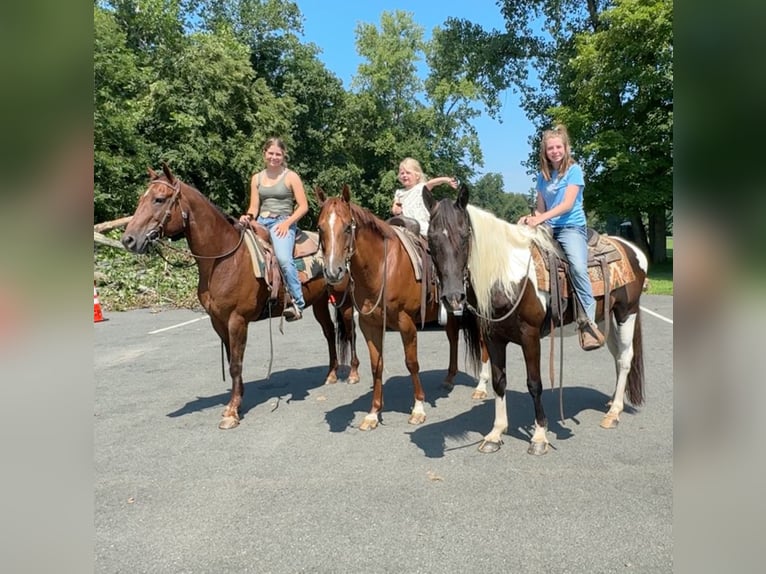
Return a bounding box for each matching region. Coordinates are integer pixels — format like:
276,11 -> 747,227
342,304 -> 361,385
601,313 -> 636,429
359,318 -> 384,431
217,313 -> 248,430
520,326 -> 548,455
398,315 -> 426,425
478,340 -> 509,453
472,336 -> 492,400
441,314 -> 460,391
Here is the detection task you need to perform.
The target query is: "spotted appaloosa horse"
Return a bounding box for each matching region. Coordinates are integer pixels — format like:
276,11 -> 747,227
315,185 -> 486,430
121,164 -> 359,429
425,183 -> 648,455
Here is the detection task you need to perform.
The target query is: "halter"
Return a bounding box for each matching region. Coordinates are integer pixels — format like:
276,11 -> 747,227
147,178 -> 245,261
147,178 -> 183,242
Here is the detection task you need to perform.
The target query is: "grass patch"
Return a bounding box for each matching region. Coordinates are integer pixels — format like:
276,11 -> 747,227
645,236 -> 673,295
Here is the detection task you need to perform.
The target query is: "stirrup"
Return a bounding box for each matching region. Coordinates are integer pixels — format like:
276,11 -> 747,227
578,320 -> 604,351
283,302 -> 303,322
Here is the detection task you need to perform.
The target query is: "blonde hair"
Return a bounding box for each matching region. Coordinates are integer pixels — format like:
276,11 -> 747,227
399,157 -> 427,183
538,124 -> 575,182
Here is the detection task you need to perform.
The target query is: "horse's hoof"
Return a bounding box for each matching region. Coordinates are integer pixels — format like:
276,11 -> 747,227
218,416 -> 240,430
600,414 -> 619,429
359,417 -> 378,431
442,381 -> 455,392
471,390 -> 488,401
478,439 -> 502,454
324,376 -> 338,385
347,374 -> 360,385
408,412 -> 426,425
527,440 -> 549,456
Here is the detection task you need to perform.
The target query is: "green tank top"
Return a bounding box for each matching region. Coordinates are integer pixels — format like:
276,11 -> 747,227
258,170 -> 294,216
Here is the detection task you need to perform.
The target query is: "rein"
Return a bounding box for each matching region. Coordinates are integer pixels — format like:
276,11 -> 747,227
465,253 -> 533,323
148,178 -> 246,262
344,217 -> 389,368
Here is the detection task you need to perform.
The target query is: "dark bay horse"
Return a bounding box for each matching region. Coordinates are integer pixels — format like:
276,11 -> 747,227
121,164 -> 359,430
316,185 -> 484,430
425,184 -> 648,454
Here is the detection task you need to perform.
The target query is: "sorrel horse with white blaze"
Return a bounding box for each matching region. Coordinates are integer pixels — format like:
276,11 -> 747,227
315,185 -> 487,431
121,165 -> 359,430
425,184 -> 648,455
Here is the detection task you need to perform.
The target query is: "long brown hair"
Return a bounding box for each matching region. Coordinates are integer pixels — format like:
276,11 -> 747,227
538,124 -> 575,182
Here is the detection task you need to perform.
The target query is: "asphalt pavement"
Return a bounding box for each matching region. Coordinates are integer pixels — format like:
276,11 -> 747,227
95,295 -> 673,573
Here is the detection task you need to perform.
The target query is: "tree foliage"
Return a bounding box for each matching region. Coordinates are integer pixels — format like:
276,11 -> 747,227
94,0 -> 672,266
439,0 -> 673,262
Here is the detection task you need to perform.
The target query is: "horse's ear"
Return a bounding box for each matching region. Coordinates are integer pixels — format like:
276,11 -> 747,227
314,186 -> 326,206
456,182 -> 469,209
341,184 -> 351,203
423,185 -> 436,213
161,162 -> 175,183
147,167 -> 159,180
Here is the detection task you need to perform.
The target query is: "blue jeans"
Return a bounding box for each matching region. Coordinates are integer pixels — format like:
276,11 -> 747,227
257,215 -> 305,310
553,225 -> 595,322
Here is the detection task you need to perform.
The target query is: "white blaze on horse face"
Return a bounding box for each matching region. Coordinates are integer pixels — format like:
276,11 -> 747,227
326,211 -> 344,265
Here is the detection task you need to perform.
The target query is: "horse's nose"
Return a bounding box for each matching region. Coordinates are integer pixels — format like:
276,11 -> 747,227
121,233 -> 136,251
324,265 -> 346,285
441,292 -> 466,314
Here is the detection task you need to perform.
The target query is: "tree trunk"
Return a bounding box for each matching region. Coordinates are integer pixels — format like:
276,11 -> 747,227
648,208 -> 667,264
94,216 -> 132,234
629,211 -> 651,262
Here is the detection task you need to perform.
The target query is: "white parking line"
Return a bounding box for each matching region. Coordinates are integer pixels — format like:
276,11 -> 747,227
148,316 -> 207,334
640,306 -> 673,325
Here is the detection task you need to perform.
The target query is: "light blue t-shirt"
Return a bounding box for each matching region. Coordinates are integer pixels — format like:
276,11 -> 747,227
536,163 -> 586,228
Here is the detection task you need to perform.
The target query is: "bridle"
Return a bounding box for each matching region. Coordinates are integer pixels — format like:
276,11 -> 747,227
146,178 -> 245,262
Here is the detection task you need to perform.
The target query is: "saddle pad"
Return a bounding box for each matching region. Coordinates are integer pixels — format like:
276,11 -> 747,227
390,226 -> 423,281
532,237 -> 637,297
243,229 -> 324,282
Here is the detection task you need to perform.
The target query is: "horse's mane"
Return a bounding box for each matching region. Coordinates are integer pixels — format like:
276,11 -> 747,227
347,201 -> 398,241
465,204 -> 561,317
151,175 -> 239,227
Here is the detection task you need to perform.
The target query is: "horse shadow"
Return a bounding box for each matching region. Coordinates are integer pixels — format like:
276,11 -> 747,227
166,366 -> 329,421
323,368 -> 477,432
407,385 -> 639,458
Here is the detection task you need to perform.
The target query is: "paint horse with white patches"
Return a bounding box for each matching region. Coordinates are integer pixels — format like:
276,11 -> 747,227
425,184 -> 648,455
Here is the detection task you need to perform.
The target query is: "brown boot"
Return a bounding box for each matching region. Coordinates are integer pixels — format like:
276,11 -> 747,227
578,320 -> 605,351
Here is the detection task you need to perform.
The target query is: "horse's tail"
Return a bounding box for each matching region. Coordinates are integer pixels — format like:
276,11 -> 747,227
626,308 -> 645,406
459,310 -> 483,376
335,304 -> 353,366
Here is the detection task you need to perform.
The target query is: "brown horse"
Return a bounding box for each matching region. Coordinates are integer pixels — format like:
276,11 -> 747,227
425,184 -> 647,454
121,164 -> 359,429
316,185 -> 484,431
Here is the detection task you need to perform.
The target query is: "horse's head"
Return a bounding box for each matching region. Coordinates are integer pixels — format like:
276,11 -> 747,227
122,164 -> 186,254
316,184 -> 355,285
425,183 -> 472,314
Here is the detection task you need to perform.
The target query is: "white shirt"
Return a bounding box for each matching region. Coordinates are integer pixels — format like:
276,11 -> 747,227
394,183 -> 429,236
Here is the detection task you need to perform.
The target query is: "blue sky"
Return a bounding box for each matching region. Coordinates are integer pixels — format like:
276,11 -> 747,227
296,0 -> 537,195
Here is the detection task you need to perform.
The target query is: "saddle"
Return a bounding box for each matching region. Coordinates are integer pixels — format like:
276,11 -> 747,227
388,224 -> 438,328
532,229 -> 636,338
241,221 -> 324,307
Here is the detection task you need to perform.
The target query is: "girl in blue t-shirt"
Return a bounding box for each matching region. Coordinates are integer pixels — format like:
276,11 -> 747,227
518,125 -> 604,351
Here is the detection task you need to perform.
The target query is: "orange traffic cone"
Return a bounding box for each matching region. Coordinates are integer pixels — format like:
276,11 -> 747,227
94,284 -> 104,323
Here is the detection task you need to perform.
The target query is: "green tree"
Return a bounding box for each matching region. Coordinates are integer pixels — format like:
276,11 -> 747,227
94,5 -> 152,221
471,173 -> 532,222
439,0 -> 673,263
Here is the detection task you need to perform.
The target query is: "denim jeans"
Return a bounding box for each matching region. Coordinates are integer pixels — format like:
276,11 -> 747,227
553,225 -> 595,322
257,215 -> 305,310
